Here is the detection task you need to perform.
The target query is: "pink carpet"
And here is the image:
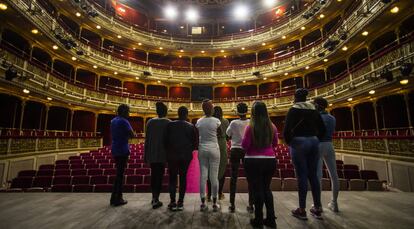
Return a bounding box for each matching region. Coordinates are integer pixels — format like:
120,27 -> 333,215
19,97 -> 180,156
186,151 -> 200,193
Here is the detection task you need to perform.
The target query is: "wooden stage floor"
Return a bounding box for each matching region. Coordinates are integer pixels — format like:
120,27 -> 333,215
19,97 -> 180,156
0,191 -> 413,229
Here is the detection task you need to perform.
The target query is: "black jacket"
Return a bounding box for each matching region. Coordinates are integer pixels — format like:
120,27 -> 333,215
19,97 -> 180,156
283,102 -> 326,145
166,120 -> 197,162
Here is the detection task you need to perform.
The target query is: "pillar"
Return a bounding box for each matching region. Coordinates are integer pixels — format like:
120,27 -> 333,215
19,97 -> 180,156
19,100 -> 26,131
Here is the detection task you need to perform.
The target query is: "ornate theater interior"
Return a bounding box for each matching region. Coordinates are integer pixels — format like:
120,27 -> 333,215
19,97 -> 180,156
0,0 -> 413,228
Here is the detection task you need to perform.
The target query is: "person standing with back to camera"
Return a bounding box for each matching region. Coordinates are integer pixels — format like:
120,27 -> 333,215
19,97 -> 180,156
196,99 -> 221,212
284,88 -> 326,220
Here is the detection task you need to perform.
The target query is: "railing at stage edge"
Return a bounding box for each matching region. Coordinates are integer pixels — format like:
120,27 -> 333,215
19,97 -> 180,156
6,0 -> 385,82
1,35 -> 413,114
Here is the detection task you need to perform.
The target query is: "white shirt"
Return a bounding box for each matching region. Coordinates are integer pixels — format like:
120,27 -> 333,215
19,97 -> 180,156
196,116 -> 221,147
226,119 -> 250,149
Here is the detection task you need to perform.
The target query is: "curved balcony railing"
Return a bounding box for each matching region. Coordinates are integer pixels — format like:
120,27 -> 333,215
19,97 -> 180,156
66,0 -> 334,50
8,0 -> 386,83
1,35 -> 413,115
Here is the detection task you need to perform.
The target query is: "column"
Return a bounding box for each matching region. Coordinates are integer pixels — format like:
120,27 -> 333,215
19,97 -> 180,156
404,93 -> 413,130
373,101 -> 379,133
19,100 -> 26,131
44,106 -> 50,131
69,110 -> 74,132
350,106 -> 356,134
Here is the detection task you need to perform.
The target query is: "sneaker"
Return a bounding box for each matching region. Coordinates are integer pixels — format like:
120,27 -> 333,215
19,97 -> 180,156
263,218 -> 277,228
176,201 -> 184,211
219,193 -> 225,200
212,203 -> 220,212
291,208 -> 307,220
229,205 -> 235,213
246,205 -> 254,214
200,203 -> 208,212
310,206 -> 323,220
250,218 -> 264,229
168,202 -> 177,211
328,201 -> 339,212
152,200 -> 163,209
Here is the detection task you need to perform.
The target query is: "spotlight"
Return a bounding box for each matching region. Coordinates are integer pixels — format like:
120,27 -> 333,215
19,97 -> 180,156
185,8 -> 199,22
400,63 -> 413,76
234,4 -> 249,20
164,5 -> 178,20
5,66 -> 18,81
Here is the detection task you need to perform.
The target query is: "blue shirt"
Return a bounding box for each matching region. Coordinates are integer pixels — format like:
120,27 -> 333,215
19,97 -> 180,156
320,111 -> 336,142
111,116 -> 133,156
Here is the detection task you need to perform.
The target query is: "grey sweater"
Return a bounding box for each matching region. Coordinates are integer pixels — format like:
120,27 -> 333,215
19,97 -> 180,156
144,117 -> 171,163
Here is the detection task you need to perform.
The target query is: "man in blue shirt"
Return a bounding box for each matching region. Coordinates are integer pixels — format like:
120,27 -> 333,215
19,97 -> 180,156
110,104 -> 134,206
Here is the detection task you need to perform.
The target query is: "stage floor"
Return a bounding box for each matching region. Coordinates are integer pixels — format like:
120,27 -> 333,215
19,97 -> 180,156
0,191 -> 413,229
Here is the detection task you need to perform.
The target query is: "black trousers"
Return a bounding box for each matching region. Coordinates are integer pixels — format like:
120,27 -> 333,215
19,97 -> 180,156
111,155 -> 128,202
207,177 -> 225,197
230,148 -> 253,206
244,158 -> 276,221
150,163 -> 165,201
168,160 -> 191,203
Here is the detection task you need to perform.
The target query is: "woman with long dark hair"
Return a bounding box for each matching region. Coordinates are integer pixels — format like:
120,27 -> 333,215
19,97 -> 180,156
242,101 -> 278,228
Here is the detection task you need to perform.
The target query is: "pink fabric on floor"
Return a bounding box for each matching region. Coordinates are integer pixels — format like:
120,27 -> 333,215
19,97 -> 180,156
186,150 -> 200,193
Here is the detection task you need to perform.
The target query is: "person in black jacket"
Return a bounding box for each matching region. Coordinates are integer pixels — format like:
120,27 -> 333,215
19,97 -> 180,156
283,88 -> 326,220
166,106 -> 197,211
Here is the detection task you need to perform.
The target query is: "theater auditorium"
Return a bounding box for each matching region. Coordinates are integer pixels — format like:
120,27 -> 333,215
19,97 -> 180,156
0,0 -> 413,228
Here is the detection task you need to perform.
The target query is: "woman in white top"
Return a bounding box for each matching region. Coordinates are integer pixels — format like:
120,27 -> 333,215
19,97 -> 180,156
196,99 -> 221,212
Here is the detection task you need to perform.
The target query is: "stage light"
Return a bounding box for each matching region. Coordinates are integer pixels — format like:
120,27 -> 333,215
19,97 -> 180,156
362,31 -> 369,36
52,45 -> 58,50
400,79 -> 409,85
96,25 -> 101,29
164,5 -> 178,20
369,90 -> 375,95
390,6 -> 399,14
75,12 -> 81,17
263,0 -> 276,7
71,56 -> 77,61
0,3 -> 7,10
342,46 -> 348,51
23,89 -> 30,94
347,98 -> 353,102
114,71 -> 118,75
234,4 -> 249,21
47,97 -> 53,101
185,8 -> 199,22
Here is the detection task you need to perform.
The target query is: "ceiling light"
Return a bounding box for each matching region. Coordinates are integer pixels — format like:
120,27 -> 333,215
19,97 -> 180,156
282,35 -> 286,39
75,12 -> 81,17
23,89 -> 30,94
220,50 -> 224,53
263,77 -> 267,80
71,56 -> 77,61
234,4 -> 249,21
319,14 -> 325,18
138,42 -> 142,46
305,66 -> 310,69
362,31 -> 369,36
96,25 -> 101,29
93,65 -> 97,69
0,3 -> 8,10
347,98 -> 353,102
390,6 -> 399,14
342,46 -> 348,51
262,43 -> 266,46
114,71 -> 118,75
47,97 -> 53,101
324,58 -> 328,62
263,0 -> 276,7
241,47 -> 245,50
301,26 -> 306,30
369,90 -> 375,95
135,77 -> 139,80
185,8 -> 199,22
117,35 -> 122,38
31,29 -> 39,34
164,5 -> 178,20
159,47 -> 163,50
400,79 -> 409,85
52,45 -> 58,50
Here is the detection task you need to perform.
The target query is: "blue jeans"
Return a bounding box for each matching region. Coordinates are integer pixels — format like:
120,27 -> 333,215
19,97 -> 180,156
290,136 -> 321,209
317,142 -> 339,203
